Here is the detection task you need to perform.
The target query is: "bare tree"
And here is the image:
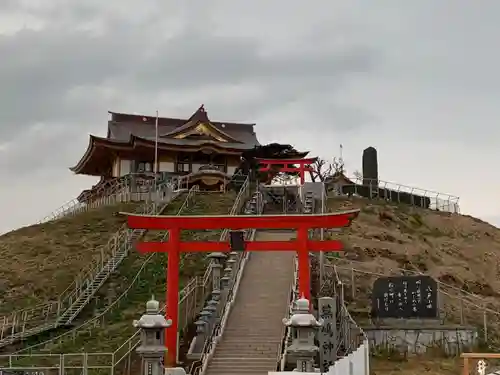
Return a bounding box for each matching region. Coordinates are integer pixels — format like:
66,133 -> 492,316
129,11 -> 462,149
309,158 -> 334,182
352,170 -> 362,181
331,157 -> 345,174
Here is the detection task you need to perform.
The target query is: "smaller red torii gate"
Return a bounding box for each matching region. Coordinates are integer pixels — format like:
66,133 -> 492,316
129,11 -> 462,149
124,210 -> 359,365
257,157 -> 317,185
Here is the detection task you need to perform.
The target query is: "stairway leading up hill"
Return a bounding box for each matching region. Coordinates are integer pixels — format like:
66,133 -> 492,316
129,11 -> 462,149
204,231 -> 295,375
0,188 -> 184,348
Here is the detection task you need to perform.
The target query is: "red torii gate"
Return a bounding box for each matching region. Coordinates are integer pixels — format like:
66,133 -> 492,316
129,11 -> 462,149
124,210 -> 359,365
257,157 -> 317,184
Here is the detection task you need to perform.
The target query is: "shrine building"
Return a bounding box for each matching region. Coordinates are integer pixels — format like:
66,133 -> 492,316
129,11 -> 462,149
71,105 -> 260,198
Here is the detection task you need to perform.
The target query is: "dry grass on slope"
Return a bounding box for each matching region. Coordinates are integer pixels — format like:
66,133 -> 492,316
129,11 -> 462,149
326,196 -> 500,373
328,196 -> 500,306
0,202 -> 141,313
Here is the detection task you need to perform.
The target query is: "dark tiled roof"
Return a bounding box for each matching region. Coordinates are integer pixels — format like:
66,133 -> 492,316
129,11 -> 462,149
107,105 -> 259,148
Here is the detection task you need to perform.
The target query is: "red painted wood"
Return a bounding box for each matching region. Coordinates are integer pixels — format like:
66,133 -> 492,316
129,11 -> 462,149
124,208 -> 360,364
296,226 -> 311,301
135,239 -> 344,253
256,158 -> 317,164
256,157 -> 317,184
125,211 -> 359,230
259,166 -> 314,172
165,228 -> 180,366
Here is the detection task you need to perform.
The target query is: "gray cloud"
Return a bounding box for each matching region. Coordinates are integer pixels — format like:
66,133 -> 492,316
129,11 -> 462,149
2,0 -> 500,234
0,3 -> 379,139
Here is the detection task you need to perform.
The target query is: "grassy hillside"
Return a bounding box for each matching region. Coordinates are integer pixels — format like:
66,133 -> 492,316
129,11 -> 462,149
324,196 -> 500,374
0,202 -> 142,312
15,191 -> 238,357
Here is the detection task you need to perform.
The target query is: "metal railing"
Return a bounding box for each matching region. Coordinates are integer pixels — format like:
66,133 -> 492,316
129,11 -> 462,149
0,179 -> 183,345
12,187 -> 200,356
279,253 -> 299,371
113,176 -> 252,374
328,176 -> 460,213
326,265 -> 367,358
38,177 -> 129,223
326,257 -> 500,353
190,188 -> 262,375
37,175 -> 184,224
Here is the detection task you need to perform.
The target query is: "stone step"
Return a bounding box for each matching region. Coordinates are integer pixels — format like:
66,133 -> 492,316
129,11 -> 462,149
213,349 -> 278,357
226,318 -> 285,324
222,330 -> 283,336
207,363 -> 276,370
214,345 -> 280,352
210,357 -> 277,365
204,234 -> 295,375
205,370 -> 272,375
217,341 -> 280,348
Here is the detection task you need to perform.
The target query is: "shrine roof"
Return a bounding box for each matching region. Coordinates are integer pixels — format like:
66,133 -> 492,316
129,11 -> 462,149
70,105 -> 260,174
107,105 -> 259,148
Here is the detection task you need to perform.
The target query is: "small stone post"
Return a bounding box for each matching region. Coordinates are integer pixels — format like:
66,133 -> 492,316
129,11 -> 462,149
133,297 -> 172,375
283,297 -> 323,372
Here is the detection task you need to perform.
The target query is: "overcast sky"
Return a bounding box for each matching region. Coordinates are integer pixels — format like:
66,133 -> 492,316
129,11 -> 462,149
1,0 -> 499,234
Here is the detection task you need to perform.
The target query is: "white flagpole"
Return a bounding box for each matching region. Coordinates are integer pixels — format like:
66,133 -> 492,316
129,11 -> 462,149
154,110 -> 159,194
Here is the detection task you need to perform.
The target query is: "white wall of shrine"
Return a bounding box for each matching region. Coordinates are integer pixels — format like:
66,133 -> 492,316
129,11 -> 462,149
227,165 -> 237,175
120,159 -> 131,175
159,161 -> 175,172
110,156 -> 239,177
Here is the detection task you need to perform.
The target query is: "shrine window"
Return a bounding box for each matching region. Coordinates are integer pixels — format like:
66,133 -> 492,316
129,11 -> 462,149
176,163 -> 190,173
192,151 -> 211,164
136,161 -> 153,173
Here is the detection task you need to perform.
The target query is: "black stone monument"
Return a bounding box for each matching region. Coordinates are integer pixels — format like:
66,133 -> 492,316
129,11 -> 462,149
362,146 -> 378,187
371,275 -> 438,319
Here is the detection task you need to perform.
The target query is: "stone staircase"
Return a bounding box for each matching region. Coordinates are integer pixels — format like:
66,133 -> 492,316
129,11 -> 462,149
56,191 -> 184,326
0,187 -> 184,347
204,231 -> 295,375
56,227 -> 147,325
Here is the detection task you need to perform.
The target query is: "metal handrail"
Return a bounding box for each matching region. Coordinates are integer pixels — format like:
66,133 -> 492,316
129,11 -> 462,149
14,187 -> 199,355
113,177 -> 252,371
0,178 -> 181,343
279,253 -> 298,370
56,180 -> 179,317
38,177 -> 129,223
191,189 -> 262,375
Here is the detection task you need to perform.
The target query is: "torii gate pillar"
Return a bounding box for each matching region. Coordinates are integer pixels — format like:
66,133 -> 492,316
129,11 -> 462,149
124,210 -> 359,366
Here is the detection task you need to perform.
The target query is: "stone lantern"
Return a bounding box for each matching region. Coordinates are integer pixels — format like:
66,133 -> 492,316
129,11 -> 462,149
282,297 -> 323,372
133,297 -> 172,375
207,252 -> 227,295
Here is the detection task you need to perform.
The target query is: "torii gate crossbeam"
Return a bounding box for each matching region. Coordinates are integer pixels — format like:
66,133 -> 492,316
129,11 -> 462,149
257,157 -> 317,184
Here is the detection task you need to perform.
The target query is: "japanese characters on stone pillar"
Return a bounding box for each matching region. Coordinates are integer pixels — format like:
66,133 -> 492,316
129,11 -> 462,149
133,297 -> 172,375
318,296 -> 337,372
282,297 -> 323,372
